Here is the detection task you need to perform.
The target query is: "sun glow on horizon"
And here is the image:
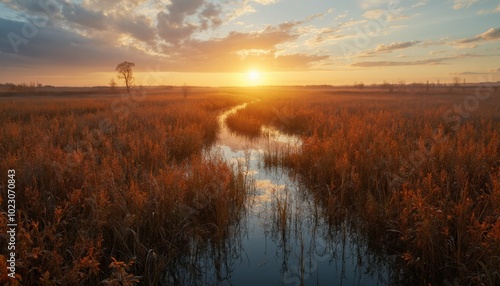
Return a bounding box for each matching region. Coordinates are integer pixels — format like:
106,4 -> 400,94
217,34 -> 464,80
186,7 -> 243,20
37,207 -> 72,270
246,69 -> 262,85
248,70 -> 261,83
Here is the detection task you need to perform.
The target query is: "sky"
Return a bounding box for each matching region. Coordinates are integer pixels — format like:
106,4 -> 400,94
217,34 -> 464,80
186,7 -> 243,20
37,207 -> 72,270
0,0 -> 499,87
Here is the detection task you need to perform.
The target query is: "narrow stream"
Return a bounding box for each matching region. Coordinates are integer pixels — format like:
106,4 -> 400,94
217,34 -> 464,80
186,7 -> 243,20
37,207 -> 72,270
171,103 -> 395,285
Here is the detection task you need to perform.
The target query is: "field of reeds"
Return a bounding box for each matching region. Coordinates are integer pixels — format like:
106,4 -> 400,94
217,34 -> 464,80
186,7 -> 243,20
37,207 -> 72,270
227,87 -> 500,285
0,88 -> 253,285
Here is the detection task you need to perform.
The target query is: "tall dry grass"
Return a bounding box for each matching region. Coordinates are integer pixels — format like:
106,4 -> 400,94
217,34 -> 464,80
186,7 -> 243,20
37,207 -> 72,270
0,89 -> 252,285
231,88 -> 500,284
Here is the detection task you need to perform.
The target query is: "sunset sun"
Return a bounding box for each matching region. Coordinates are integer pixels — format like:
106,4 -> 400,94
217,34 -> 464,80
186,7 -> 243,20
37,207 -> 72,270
248,70 -> 261,82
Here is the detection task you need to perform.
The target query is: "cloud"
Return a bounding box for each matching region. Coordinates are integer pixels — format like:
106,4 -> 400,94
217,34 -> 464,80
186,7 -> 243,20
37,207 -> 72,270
363,9 -> 390,19
351,53 -> 479,67
199,2 -> 223,29
227,0 -> 280,21
449,69 -> 500,75
452,0 -> 479,9
429,50 -> 447,55
449,71 -> 484,75
338,19 -> 368,27
335,11 -> 348,21
0,17 -> 157,70
228,3 -> 257,21
456,28 -> 500,44
1,0 -> 157,46
412,2 -> 427,8
269,53 -> 330,70
357,41 -> 420,57
306,28 -> 347,45
0,0 -> 62,14
362,8 -> 406,21
477,4 -> 500,14
38,0 -> 217,46
0,0 -> 333,75
480,28 -> 500,40
114,14 -> 156,44
359,0 -> 390,9
158,23 -> 329,72
156,13 -> 197,44
352,60 -> 433,67
167,0 -> 205,24
375,41 -> 420,52
155,0 -> 226,44
191,28 -> 298,53
252,0 -> 279,4
61,4 -> 107,30
0,14 -> 327,74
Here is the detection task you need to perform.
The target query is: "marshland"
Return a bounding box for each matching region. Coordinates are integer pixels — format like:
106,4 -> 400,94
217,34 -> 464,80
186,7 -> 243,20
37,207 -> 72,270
0,85 -> 498,285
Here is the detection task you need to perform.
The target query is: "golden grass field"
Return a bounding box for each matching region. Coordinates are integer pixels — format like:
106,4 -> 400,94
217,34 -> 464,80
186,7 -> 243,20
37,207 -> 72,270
0,85 -> 499,285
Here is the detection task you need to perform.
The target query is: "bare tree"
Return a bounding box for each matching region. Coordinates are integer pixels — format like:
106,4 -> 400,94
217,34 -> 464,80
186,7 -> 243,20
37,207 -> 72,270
116,61 -> 135,94
382,81 -> 394,93
182,83 -> 190,99
109,78 -> 117,93
448,77 -> 461,94
354,81 -> 364,89
398,80 -> 406,93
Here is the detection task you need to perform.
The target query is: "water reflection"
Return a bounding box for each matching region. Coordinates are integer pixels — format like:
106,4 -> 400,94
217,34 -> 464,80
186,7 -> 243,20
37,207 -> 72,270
164,220 -> 246,285
169,103 -> 397,285
261,177 -> 394,286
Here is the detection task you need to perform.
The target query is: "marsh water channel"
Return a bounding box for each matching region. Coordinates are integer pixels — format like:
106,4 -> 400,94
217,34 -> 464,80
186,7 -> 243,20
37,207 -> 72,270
168,103 -> 396,285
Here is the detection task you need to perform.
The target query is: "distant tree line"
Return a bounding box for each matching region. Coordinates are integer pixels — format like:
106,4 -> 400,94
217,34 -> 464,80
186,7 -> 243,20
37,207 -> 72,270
356,77 -> 483,94
0,82 -> 55,91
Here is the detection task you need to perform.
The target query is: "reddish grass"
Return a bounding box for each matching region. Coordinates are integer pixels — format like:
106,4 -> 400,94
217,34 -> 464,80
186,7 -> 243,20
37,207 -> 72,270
0,89 -> 252,285
230,88 -> 500,284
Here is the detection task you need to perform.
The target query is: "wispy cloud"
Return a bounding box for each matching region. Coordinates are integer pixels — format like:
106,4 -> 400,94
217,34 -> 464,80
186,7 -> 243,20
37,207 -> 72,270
228,0 -> 280,21
305,28 -> 348,45
456,27 -> 500,44
228,3 -> 257,21
449,71 -> 486,75
359,0 -> 391,9
452,0 -> 480,10
338,19 -> 368,27
351,53 -> 479,67
357,41 -> 420,57
375,41 -> 420,52
477,4 -> 500,15
362,9 -> 405,21
252,0 -> 279,4
335,10 -> 349,21
412,2 -> 427,8
429,50 -> 447,55
450,68 -> 500,75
